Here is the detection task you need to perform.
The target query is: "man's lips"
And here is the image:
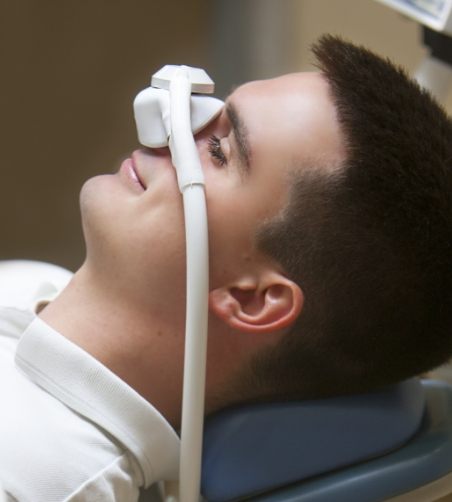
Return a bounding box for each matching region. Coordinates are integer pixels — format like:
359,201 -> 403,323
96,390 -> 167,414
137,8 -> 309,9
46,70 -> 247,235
124,147 -> 175,192
120,157 -> 146,191
131,150 -> 148,189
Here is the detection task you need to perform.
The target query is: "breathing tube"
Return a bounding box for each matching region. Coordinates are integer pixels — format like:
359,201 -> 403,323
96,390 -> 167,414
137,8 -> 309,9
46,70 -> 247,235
134,66 -> 224,501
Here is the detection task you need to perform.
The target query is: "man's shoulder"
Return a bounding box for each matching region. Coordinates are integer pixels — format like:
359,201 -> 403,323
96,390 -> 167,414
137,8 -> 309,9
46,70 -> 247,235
0,260 -> 72,311
0,345 -> 138,501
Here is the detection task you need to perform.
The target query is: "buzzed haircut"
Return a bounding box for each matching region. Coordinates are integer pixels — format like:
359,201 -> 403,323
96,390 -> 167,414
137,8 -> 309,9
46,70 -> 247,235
249,35 -> 452,401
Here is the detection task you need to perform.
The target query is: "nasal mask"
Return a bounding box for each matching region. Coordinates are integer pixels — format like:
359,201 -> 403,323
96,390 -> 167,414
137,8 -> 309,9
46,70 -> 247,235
134,65 -> 224,189
133,66 -> 224,502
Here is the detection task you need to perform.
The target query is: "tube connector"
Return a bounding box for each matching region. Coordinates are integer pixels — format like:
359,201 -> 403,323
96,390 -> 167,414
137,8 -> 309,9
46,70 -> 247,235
168,67 -> 205,192
152,65 -> 215,94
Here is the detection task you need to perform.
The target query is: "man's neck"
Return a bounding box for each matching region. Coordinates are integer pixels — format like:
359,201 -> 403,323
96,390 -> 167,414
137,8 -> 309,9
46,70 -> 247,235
38,263 -> 184,428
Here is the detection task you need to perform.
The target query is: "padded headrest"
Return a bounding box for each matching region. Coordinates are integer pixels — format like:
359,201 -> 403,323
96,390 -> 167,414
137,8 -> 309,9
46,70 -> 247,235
202,378 -> 425,501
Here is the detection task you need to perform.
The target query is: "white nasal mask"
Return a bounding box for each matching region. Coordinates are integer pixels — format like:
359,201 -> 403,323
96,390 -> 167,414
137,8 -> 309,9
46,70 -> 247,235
133,65 -> 224,149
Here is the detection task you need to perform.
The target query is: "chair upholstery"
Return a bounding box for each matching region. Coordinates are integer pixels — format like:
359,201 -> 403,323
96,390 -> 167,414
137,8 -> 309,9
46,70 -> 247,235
202,378 -> 425,501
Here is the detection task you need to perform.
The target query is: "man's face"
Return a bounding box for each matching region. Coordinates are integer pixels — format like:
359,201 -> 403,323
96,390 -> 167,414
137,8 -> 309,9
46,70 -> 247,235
79,72 -> 344,328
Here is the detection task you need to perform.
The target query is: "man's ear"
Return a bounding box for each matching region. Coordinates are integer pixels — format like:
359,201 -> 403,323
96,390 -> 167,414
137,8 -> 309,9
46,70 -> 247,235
209,272 -> 303,334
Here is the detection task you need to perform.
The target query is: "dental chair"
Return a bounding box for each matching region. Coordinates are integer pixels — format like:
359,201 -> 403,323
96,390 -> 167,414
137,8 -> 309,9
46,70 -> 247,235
201,378 -> 452,502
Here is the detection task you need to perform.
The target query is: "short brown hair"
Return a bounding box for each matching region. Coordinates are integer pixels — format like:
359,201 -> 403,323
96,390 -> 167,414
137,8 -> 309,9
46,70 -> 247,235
250,35 -> 452,400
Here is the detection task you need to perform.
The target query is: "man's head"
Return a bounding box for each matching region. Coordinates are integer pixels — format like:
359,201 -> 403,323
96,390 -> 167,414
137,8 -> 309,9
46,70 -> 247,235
78,58 -> 345,414
77,35 -> 452,419
245,35 -> 452,403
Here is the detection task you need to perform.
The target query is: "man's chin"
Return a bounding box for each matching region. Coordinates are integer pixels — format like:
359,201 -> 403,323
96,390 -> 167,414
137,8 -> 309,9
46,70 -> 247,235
79,175 -> 122,255
80,176 -> 99,212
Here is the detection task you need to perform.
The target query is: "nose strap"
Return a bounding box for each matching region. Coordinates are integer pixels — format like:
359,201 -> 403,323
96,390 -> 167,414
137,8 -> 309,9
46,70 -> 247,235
134,87 -> 224,148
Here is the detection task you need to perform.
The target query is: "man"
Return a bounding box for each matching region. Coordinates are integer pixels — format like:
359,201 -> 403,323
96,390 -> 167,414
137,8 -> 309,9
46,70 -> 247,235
1,35 -> 451,500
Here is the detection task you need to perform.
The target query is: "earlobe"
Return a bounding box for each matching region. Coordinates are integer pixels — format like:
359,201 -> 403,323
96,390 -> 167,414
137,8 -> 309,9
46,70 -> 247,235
209,274 -> 303,334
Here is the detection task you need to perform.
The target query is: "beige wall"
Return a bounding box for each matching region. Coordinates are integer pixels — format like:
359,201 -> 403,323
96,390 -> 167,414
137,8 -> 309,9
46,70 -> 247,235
295,0 -> 452,109
209,0 -> 426,83
296,0 -> 425,72
0,1 -> 209,270
1,0 -> 450,271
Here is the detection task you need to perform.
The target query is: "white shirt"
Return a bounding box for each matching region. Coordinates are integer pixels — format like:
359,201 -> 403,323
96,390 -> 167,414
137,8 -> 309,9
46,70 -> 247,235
0,261 -> 180,502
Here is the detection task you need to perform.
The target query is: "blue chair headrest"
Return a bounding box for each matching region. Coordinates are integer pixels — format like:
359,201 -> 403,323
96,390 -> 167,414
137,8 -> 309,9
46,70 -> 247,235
202,378 -> 425,501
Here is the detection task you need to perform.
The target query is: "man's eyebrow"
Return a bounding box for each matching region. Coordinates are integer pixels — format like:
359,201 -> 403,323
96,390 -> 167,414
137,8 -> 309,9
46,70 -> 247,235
225,101 -> 251,172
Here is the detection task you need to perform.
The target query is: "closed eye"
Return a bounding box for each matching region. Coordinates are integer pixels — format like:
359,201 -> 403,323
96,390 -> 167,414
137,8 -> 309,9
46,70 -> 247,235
208,135 -> 227,166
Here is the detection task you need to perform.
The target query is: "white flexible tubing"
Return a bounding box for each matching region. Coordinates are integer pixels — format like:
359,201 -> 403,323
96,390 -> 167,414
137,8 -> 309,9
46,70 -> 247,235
169,68 -> 209,502
179,187 -> 208,502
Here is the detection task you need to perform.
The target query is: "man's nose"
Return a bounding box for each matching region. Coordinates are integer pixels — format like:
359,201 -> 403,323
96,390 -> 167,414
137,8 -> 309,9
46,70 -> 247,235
147,145 -> 171,158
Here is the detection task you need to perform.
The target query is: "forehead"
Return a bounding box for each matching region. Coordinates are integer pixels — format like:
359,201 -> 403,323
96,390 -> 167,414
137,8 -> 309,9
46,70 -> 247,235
232,72 -> 327,98
227,72 -> 346,177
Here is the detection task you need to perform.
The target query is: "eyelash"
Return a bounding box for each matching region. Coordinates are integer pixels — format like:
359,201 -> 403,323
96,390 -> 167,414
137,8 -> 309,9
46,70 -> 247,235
208,135 -> 227,166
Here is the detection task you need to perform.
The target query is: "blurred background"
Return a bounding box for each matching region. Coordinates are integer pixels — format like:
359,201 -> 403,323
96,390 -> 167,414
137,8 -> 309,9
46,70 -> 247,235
1,0 -> 451,271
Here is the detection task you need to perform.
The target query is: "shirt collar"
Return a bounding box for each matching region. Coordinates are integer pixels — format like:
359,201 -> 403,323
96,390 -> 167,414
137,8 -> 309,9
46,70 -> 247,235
15,316 -> 180,487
